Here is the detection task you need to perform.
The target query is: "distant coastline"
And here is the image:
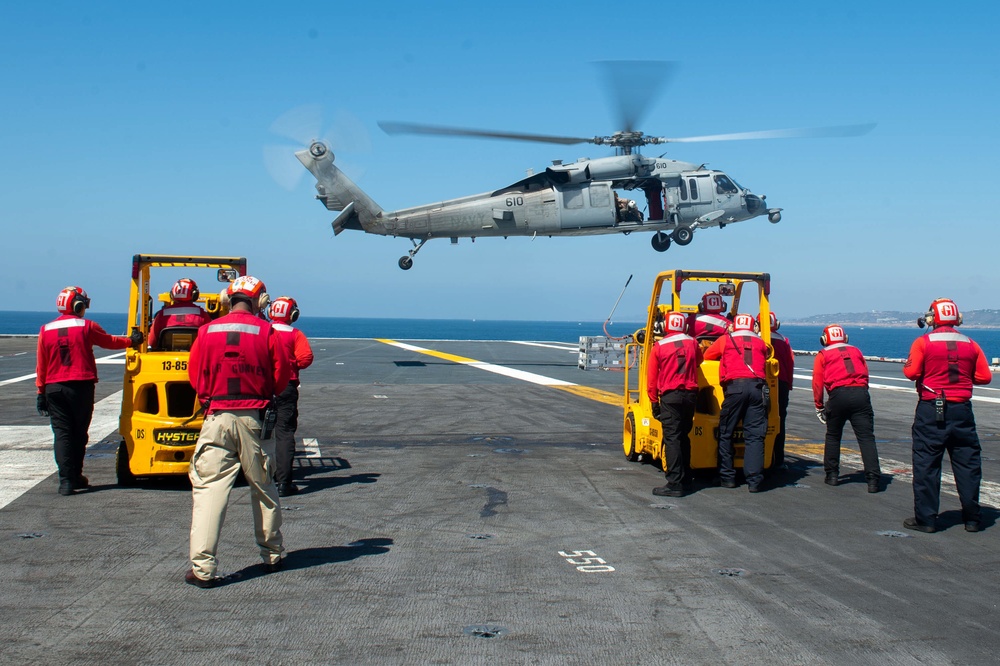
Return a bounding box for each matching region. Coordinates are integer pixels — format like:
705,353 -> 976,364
785,309 -> 1000,329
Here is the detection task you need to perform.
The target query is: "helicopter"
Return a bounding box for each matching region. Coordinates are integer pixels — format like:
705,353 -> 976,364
294,63 -> 874,270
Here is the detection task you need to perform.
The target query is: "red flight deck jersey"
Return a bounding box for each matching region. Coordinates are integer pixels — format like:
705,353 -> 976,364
36,315 -> 131,392
812,343 -> 869,409
148,304 -> 212,349
688,313 -> 730,340
703,331 -> 767,383
271,323 -> 314,383
771,332 -> 794,387
646,332 -> 702,402
188,311 -> 290,413
903,327 -> 992,402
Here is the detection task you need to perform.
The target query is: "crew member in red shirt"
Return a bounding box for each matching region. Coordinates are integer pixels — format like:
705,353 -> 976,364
647,311 -> 702,497
703,313 -> 769,492
812,325 -> 882,492
268,296 -> 314,497
902,299 -> 992,534
760,312 -> 794,469
36,286 -> 141,495
148,278 -> 212,350
688,292 -> 731,344
185,275 -> 291,588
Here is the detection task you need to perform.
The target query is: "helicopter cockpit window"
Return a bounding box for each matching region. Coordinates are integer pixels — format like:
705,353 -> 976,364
714,174 -> 738,194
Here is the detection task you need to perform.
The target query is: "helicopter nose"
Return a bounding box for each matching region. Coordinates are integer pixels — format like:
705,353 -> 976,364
745,193 -> 764,215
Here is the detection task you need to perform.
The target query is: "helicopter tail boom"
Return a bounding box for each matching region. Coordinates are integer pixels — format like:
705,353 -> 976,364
295,141 -> 385,235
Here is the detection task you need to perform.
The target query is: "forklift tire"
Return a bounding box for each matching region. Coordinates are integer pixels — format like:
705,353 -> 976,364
625,412 -> 639,462
116,441 -> 137,487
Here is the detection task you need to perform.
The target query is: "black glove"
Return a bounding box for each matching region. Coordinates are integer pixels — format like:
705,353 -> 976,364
37,393 -> 49,417
651,402 -> 662,419
129,328 -> 144,348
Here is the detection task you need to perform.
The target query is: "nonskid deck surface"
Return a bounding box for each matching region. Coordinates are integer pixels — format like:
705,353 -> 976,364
1,337 -> 999,664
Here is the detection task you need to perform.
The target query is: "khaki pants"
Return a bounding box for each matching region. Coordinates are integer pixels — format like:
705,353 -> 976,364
189,410 -> 283,579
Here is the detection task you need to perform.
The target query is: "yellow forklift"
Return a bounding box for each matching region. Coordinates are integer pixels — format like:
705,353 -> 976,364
116,254 -> 246,485
622,270 -> 779,474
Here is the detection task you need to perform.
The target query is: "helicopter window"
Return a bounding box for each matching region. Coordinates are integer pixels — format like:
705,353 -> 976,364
714,175 -> 738,194
590,185 -> 611,208
564,188 -> 584,209
679,178 -> 688,201
689,178 -> 699,200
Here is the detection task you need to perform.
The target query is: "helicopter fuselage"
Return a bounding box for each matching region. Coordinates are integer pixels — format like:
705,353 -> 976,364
296,142 -> 781,270
369,154 -> 772,241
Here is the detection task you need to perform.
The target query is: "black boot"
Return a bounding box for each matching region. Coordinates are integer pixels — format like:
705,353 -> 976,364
866,475 -> 881,493
825,472 -> 839,487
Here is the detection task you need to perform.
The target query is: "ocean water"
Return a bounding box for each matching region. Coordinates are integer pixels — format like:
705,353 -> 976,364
2,311 -> 998,361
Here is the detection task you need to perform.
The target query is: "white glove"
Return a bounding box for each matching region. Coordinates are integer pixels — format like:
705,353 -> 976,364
816,408 -> 827,425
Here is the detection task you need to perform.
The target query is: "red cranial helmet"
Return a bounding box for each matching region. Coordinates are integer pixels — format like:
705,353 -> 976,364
56,286 -> 90,316
756,312 -> 779,332
732,313 -> 756,332
820,325 -> 848,346
699,292 -> 725,314
171,278 -> 199,303
269,296 -> 300,324
664,311 -> 687,334
926,298 -> 961,327
227,276 -> 266,309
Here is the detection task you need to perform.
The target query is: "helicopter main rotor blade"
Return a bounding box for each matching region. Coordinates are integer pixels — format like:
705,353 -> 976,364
378,121 -> 594,146
594,61 -> 678,133
659,123 -> 877,144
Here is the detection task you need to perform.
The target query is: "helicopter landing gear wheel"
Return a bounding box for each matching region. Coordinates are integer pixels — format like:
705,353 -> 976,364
672,227 -> 694,246
651,232 -> 671,252
398,238 -> 429,270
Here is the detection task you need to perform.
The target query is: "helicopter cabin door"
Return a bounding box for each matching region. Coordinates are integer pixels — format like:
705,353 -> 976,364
677,172 -> 714,220
556,183 -> 617,230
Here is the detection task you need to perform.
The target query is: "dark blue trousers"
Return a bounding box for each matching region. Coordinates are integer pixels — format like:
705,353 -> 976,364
717,379 -> 768,487
273,381 -> 300,486
773,381 -> 790,468
659,389 -> 697,488
911,400 -> 982,525
45,380 -> 96,483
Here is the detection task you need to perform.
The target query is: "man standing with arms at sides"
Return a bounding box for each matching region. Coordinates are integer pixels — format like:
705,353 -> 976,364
760,312 -> 793,469
703,314 -> 769,492
36,286 -> 141,495
185,276 -> 291,588
269,296 -> 314,497
812,325 -> 882,492
647,311 -> 702,498
902,299 -> 992,534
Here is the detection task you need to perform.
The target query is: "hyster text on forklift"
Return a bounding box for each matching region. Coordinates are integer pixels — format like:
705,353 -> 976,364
580,270 -> 779,475
116,254 -> 247,485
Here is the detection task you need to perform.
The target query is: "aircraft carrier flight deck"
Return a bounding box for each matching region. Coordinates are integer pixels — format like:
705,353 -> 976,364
2,336 -> 999,665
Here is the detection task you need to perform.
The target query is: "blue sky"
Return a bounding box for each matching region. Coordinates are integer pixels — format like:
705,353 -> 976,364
2,1 -> 997,321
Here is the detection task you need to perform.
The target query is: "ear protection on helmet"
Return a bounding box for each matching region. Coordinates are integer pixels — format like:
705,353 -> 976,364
664,312 -> 687,335
756,312 -> 779,332
228,276 -> 266,310
698,292 -> 725,314
918,298 -> 962,328
57,286 -> 90,316
171,278 -> 199,303
269,297 -> 300,324
820,325 -> 847,346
